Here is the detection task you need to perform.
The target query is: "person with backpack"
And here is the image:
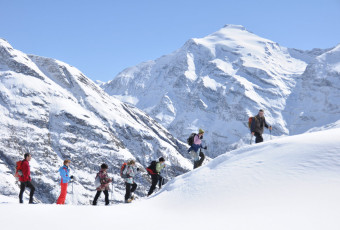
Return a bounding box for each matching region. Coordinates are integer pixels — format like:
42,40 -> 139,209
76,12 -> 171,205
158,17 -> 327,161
146,157 -> 166,197
18,153 -> 35,204
92,163 -> 112,206
250,109 -> 272,143
188,129 -> 207,169
122,159 -> 139,203
56,159 -> 74,205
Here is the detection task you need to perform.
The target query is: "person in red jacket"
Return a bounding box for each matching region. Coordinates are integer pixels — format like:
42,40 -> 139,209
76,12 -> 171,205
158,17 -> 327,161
18,153 -> 35,204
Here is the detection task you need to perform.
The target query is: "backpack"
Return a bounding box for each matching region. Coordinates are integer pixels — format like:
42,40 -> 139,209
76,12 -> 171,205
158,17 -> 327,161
248,117 -> 253,129
94,173 -> 101,187
14,160 -> 24,181
146,161 -> 157,175
187,133 -> 197,146
120,162 -> 128,178
248,117 -> 256,129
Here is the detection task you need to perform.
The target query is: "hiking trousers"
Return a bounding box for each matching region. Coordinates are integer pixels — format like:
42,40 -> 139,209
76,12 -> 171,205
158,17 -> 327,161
93,190 -> 109,205
194,151 -> 205,169
19,181 -> 35,203
147,174 -> 164,196
125,182 -> 137,201
56,183 -> 68,204
254,132 -> 264,143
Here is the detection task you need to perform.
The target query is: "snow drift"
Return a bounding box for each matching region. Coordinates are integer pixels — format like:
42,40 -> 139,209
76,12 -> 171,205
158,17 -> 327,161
1,127 -> 340,230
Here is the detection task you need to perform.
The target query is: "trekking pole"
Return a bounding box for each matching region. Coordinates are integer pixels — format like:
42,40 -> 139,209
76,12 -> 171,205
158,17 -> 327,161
111,177 -> 114,203
72,180 -> 74,205
270,129 -> 272,140
166,165 -> 169,181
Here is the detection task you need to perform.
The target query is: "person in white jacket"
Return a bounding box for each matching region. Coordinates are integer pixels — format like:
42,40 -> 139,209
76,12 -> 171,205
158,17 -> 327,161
122,159 -> 139,203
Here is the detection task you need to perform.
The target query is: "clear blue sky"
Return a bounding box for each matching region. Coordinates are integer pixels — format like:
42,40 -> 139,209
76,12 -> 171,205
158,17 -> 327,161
1,0 -> 340,82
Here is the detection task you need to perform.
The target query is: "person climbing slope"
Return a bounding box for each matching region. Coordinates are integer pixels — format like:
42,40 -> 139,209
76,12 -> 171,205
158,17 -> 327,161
146,157 -> 166,196
122,160 -> 139,203
250,109 -> 272,143
188,128 -> 207,169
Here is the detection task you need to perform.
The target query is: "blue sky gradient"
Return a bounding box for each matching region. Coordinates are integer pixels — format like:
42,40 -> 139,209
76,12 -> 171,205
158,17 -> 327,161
1,0 -> 339,82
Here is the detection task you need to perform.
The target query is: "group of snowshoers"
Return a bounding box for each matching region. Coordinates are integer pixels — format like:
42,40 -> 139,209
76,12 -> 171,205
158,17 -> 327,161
16,155 -> 167,205
16,109 -> 272,205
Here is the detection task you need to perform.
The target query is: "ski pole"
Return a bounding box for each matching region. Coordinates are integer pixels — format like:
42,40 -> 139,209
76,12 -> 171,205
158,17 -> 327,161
270,128 -> 272,140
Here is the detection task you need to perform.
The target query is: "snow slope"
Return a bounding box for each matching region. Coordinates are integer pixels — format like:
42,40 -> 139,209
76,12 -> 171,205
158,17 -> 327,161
0,38 -> 192,204
1,127 -> 340,230
102,24 -> 335,157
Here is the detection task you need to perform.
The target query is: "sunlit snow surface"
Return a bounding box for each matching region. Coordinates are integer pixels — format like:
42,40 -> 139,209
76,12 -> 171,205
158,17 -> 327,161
2,128 -> 340,230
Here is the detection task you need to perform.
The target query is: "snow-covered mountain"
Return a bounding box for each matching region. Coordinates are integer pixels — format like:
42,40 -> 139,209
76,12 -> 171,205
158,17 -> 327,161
2,127 -> 340,230
103,24 -> 337,157
284,44 -> 340,134
0,38 -> 192,204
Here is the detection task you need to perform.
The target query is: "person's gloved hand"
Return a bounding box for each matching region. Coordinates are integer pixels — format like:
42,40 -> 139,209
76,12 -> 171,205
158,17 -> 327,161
203,146 -> 207,150
137,168 -> 140,171
70,175 -> 74,179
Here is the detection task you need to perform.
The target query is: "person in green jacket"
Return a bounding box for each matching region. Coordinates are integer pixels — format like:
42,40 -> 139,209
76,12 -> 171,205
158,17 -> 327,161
147,157 -> 166,196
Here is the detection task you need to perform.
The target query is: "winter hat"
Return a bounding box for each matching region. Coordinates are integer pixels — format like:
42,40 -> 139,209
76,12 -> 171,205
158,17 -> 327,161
198,128 -> 205,134
159,157 -> 165,162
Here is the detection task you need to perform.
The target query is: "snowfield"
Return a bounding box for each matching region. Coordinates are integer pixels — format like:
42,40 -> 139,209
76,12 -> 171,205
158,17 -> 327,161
1,127 -> 340,230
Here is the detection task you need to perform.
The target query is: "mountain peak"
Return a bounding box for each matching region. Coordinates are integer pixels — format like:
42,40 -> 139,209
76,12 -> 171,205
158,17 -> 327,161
194,24 -> 270,48
0,38 -> 13,49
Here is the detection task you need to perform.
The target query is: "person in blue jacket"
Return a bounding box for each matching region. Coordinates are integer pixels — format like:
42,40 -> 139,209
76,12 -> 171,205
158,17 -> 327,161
56,159 -> 74,204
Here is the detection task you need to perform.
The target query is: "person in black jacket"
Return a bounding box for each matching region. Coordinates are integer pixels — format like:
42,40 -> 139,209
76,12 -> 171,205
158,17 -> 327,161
147,157 -> 166,197
251,109 -> 272,143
